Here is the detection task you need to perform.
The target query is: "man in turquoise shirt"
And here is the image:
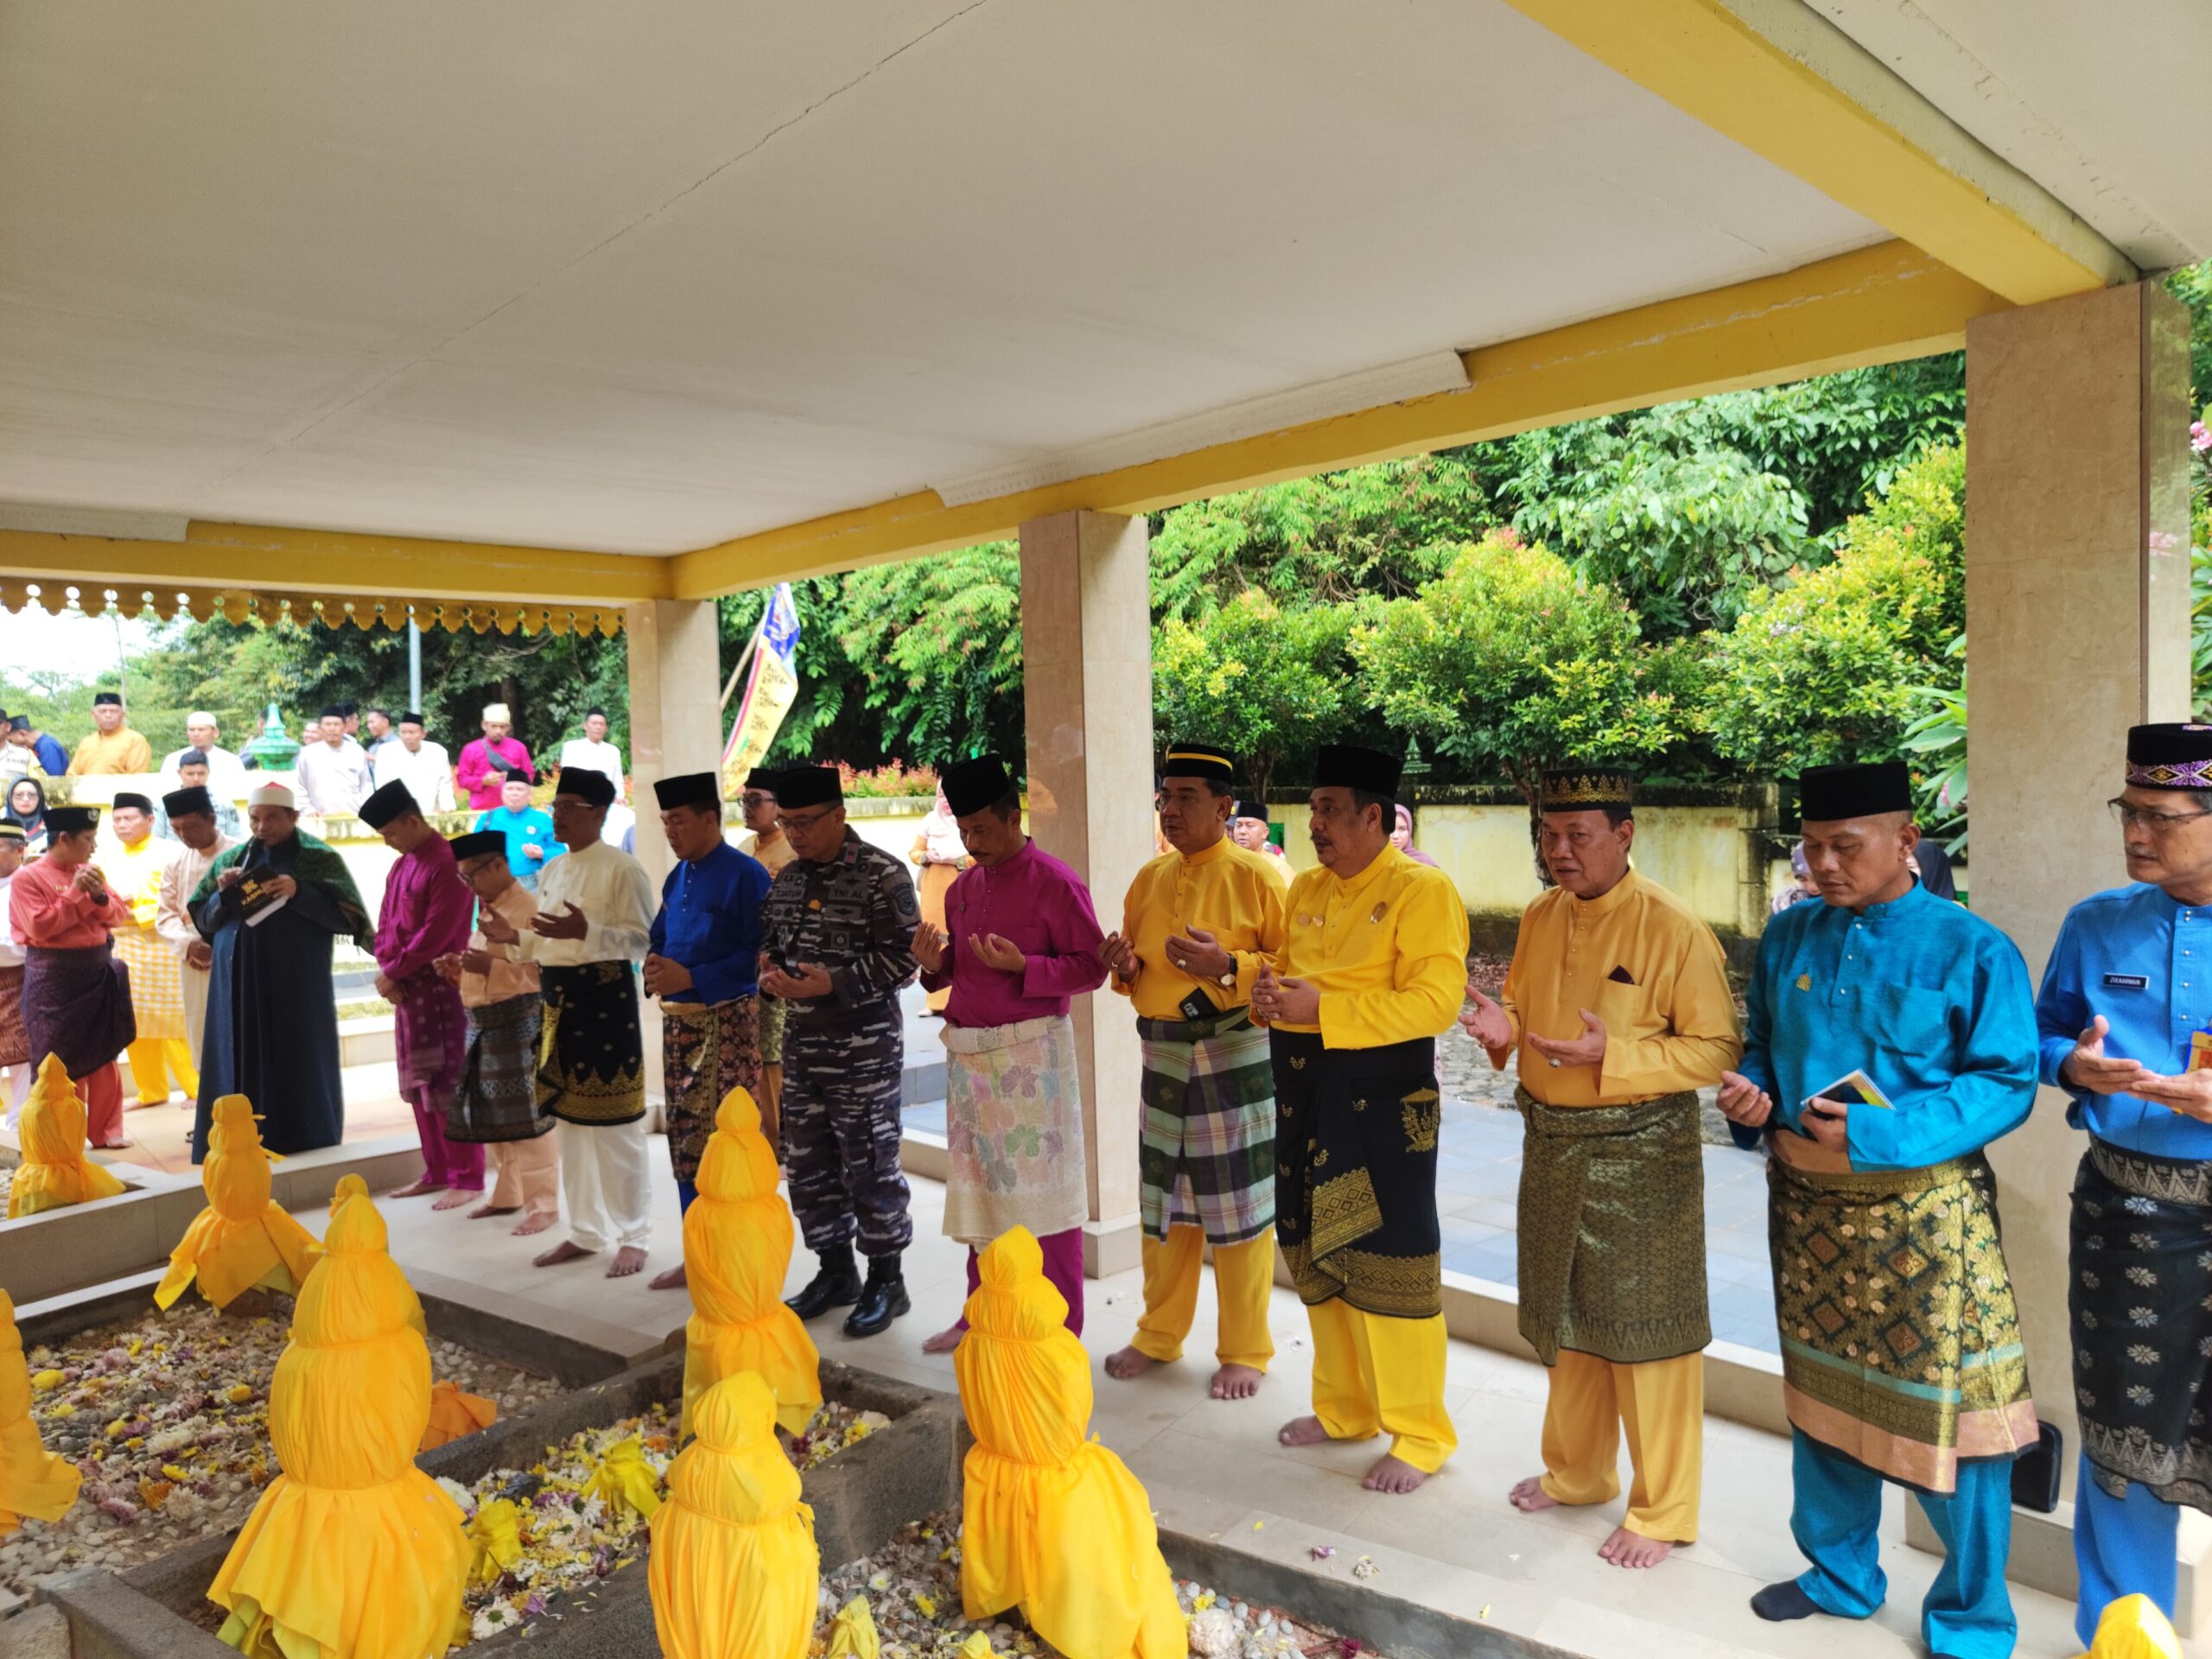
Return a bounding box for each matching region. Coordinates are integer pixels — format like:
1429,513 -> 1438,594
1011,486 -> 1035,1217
1719,760 -> 2040,1659
475,767 -> 560,893
2035,721 -> 2212,1646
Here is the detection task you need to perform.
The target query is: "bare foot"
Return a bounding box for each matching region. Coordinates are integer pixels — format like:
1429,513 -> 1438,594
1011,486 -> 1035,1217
512,1212 -> 556,1237
469,1203 -> 520,1220
1598,1526 -> 1677,1569
649,1263 -> 688,1291
1363,1452 -> 1429,1494
431,1188 -> 477,1211
92,1140 -> 131,1151
1211,1363 -> 1264,1401
1104,1345 -> 1158,1381
534,1239 -> 594,1268
1508,1475 -> 1560,1513
1277,1414 -> 1332,1448
606,1246 -> 647,1278
920,1324 -> 964,1355
390,1180 -> 444,1199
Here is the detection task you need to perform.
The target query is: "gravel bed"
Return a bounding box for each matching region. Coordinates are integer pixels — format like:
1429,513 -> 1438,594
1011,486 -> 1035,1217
816,1512 -> 1372,1658
1,1300 -> 562,1600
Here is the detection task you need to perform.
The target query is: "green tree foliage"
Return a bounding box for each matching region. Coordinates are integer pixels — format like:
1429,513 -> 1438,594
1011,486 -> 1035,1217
834,544 -> 1024,764
1151,591 -> 1356,803
1352,531 -> 1688,798
1704,444 -> 1964,776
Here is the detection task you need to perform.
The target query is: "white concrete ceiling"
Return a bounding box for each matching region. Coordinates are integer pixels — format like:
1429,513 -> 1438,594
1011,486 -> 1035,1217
0,0 -> 2110,557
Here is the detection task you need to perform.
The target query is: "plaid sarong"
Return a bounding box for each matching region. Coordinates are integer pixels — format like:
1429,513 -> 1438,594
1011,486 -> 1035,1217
392,973 -> 467,1109
942,1013 -> 1089,1247
446,990 -> 549,1144
113,919 -> 186,1042
1136,1007 -> 1274,1245
662,995 -> 760,1185
1769,1146 -> 2036,1492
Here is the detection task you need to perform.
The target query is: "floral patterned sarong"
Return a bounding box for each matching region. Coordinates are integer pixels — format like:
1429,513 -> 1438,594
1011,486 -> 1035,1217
941,1013 -> 1088,1247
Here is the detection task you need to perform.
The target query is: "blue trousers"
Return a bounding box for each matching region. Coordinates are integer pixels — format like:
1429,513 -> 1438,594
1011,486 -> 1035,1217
2074,1451 -> 2179,1649
677,1177 -> 696,1215
1790,1430 -> 2016,1659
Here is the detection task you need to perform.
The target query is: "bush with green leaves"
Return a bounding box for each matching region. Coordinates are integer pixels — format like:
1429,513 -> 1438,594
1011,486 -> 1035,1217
1151,590 -> 1356,803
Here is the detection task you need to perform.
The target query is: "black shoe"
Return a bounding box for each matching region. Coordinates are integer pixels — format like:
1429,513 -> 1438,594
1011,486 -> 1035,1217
1749,1582 -> 1822,1623
843,1261 -> 910,1338
785,1250 -> 861,1320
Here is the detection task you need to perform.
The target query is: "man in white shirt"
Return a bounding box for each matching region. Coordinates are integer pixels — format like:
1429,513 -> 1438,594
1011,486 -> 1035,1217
293,707 -> 374,820
556,708 -> 626,801
153,786 -> 239,1076
377,712 -> 456,815
158,711 -> 251,803
363,707 -> 404,784
493,768 -> 658,1278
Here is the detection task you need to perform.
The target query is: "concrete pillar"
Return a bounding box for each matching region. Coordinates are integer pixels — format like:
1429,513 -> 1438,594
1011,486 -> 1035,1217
1954,279 -> 2193,1592
1018,511 -> 1153,1278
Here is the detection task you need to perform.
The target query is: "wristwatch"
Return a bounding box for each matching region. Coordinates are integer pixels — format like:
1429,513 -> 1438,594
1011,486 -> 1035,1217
1217,968 -> 1236,988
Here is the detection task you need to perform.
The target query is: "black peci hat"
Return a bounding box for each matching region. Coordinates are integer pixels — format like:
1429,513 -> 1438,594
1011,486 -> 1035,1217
776,766 -> 842,810
941,755 -> 1013,817
1313,744 -> 1402,798
1797,761 -> 1913,823
653,772 -> 720,811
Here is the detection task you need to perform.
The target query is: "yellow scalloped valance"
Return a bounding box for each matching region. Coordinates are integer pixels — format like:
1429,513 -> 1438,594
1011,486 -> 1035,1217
0,581 -> 625,637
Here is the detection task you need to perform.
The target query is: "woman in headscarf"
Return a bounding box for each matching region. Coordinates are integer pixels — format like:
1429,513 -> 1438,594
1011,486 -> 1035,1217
1390,803 -> 1440,868
910,783 -> 969,1014
649,1372 -> 818,1659
956,1228 -> 1186,1659
5,778 -> 47,854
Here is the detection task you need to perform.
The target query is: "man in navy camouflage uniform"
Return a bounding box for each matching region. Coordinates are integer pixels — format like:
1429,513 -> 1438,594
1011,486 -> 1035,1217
760,764 -> 922,1338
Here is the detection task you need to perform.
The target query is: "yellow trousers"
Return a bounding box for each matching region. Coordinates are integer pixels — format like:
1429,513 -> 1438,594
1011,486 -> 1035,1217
1131,1227 -> 1276,1370
127,1039 -> 198,1106
1307,1298 -> 1457,1474
1538,1348 -> 1703,1542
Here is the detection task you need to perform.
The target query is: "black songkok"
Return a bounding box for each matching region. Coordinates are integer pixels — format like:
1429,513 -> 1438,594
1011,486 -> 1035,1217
1160,743 -> 1236,785
942,755 -> 1013,817
554,769 -> 616,809
92,692 -> 122,709
319,704 -> 347,720
743,768 -> 780,794
111,791 -> 154,817
1313,744 -> 1402,798
1797,761 -> 1913,823
46,806 -> 98,836
1541,767 -> 1637,811
653,772 -> 720,812
2126,724 -> 2212,791
162,787 -> 213,820
399,711 -> 426,728
450,830 -> 506,862
775,766 -> 842,810
357,780 -> 422,829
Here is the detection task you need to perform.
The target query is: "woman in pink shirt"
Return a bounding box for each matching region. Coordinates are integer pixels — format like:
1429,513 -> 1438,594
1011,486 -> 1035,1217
10,805 -> 137,1147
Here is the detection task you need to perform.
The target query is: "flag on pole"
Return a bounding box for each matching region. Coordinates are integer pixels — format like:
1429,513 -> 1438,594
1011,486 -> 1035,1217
721,583 -> 802,798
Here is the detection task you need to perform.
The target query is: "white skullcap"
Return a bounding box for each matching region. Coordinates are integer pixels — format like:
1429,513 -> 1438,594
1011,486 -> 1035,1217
482,702 -> 512,724
247,783 -> 295,810
187,710 -> 218,728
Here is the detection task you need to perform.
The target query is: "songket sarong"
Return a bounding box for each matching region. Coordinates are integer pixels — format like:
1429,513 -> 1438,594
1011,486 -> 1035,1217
392,973 -> 467,1109
446,992 -> 549,1144
1768,1147 -> 2036,1492
535,962 -> 645,1126
2072,1139 -> 2212,1509
1271,1028 -> 1441,1320
1516,1087 -> 1710,1365
112,921 -> 185,1042
942,1013 -> 1089,1248
22,943 -> 135,1081
758,994 -> 785,1066
661,995 -> 761,1186
1135,1007 -> 1274,1245
0,963 -> 28,1067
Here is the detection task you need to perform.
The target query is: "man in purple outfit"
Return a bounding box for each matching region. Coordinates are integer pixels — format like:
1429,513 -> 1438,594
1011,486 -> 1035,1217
911,753 -> 1108,1352
361,779 -> 483,1208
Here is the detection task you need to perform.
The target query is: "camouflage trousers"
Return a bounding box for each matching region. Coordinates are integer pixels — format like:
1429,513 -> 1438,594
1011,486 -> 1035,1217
784,1000 -> 913,1259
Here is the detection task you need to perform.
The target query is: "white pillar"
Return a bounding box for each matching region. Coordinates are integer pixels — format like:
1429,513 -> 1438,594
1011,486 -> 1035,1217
1019,511 -> 1154,1278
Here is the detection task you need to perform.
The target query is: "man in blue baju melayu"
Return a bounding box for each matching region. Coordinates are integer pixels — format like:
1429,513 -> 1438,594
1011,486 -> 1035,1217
1718,760 -> 2041,1659
2036,721 -> 2212,1647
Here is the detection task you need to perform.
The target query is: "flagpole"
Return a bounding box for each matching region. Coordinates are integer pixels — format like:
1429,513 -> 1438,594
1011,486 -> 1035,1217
718,631 -> 760,714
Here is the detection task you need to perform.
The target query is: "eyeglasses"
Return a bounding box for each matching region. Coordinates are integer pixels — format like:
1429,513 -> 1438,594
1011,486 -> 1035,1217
777,808 -> 836,834
2108,798 -> 2212,831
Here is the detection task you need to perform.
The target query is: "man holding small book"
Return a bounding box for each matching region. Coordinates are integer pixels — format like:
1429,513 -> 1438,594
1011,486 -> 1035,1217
1716,760 -> 2039,1659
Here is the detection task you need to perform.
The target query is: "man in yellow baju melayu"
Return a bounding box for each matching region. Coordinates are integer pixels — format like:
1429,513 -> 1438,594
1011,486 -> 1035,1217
0,1289 -> 80,1534
956,1229 -> 1186,1659
67,691 -> 153,778
97,791 -> 197,1108
649,1371 -> 818,1659
1463,767 -> 1740,1568
156,1094 -> 320,1311
1253,744 -> 1467,1495
680,1087 -> 821,1440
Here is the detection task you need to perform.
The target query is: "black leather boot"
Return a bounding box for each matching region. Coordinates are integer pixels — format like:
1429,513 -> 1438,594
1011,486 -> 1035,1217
785,1245 -> 861,1319
843,1253 -> 910,1338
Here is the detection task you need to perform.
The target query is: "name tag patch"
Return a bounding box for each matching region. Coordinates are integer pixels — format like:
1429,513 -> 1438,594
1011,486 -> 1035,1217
2103,973 -> 2151,989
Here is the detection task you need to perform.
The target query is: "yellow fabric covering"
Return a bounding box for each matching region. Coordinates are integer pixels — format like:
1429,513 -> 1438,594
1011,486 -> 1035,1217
208,1192 -> 469,1659
420,1381 -> 497,1452
466,1497 -> 524,1588
2078,1594 -> 2183,1659
681,1088 -> 822,1440
155,1096 -> 319,1310
825,1598 -> 880,1659
7,1055 -> 125,1217
648,1372 -> 819,1659
956,1229 -> 1187,1659
0,1290 -> 79,1533
585,1437 -> 663,1523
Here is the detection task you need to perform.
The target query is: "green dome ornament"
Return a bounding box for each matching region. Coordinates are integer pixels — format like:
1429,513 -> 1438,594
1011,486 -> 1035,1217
240,702 -> 300,771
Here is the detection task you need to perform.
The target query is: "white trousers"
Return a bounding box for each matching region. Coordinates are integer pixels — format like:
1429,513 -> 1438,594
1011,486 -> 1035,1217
182,965 -> 211,1070
557,1117 -> 652,1252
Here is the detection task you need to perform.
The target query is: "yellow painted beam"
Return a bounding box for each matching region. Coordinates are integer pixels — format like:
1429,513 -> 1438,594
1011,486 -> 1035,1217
671,239 -> 2007,597
0,520 -> 670,607
1501,0 -> 2130,306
